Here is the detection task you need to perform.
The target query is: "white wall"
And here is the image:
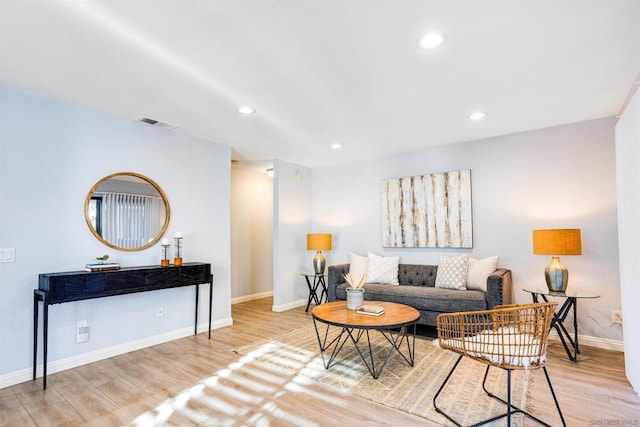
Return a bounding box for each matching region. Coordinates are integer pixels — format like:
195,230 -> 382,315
615,88 -> 640,393
312,117 -> 622,345
272,160 -> 312,311
230,167 -> 273,301
0,84 -> 232,386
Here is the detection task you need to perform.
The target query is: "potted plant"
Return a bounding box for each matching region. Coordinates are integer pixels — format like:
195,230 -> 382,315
344,273 -> 366,309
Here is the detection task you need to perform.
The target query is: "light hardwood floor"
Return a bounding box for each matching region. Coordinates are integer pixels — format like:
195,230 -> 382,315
1,297 -> 638,426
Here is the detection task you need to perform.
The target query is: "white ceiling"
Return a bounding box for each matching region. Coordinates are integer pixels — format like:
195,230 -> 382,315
1,1 -> 639,170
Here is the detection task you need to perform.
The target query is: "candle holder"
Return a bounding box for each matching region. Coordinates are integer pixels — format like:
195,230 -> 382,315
174,233 -> 183,266
161,240 -> 170,267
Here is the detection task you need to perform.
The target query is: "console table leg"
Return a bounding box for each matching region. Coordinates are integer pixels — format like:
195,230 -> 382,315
208,275 -> 213,340
194,284 -> 199,336
43,297 -> 48,390
33,293 -> 38,381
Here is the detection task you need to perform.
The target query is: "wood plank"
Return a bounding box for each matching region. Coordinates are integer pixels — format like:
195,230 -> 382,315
0,394 -> 36,426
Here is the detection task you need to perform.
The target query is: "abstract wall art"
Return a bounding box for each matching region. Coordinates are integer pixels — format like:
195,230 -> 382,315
381,169 -> 472,248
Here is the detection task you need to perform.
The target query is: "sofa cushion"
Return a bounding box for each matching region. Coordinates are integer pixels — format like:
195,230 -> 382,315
334,283 -> 487,313
467,256 -> 500,292
349,253 -> 369,277
435,254 -> 469,290
366,252 -> 399,285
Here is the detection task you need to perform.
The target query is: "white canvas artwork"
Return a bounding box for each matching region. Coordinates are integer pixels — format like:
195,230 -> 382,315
381,169 -> 472,248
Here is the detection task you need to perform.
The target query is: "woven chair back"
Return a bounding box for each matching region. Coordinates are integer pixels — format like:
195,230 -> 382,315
436,302 -> 558,370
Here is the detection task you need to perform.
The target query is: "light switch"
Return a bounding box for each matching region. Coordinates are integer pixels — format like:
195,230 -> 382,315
0,248 -> 15,263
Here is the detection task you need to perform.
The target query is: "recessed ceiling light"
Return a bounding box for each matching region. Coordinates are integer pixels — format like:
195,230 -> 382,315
469,111 -> 487,121
238,106 -> 256,115
331,143 -> 342,149
419,32 -> 446,49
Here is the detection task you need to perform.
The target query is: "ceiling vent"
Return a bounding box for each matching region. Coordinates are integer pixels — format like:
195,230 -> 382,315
135,116 -> 178,130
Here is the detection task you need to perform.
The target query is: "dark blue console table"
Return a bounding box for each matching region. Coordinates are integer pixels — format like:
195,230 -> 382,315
33,262 -> 213,389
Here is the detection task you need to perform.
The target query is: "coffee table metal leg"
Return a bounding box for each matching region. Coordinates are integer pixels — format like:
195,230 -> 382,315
349,326 -> 415,378
313,319 -> 417,379
313,319 -> 351,369
379,324 -> 416,367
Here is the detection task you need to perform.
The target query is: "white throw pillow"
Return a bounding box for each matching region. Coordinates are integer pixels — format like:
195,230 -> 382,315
435,254 -> 470,290
466,256 -> 500,292
349,253 -> 369,277
365,252 -> 399,285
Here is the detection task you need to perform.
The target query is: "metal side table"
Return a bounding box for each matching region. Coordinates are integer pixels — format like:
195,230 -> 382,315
302,273 -> 328,312
523,288 -> 600,362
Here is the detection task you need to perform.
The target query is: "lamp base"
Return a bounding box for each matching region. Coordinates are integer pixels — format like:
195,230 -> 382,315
545,256 -> 568,293
313,251 -> 326,275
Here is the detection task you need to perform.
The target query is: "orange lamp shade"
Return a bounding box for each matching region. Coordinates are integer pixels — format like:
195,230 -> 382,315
307,233 -> 332,251
532,229 -> 582,255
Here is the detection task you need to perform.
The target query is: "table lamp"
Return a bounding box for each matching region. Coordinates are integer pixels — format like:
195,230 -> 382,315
307,233 -> 332,274
533,229 -> 582,292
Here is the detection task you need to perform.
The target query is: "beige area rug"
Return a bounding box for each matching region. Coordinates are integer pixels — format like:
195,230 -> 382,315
231,325 -> 532,426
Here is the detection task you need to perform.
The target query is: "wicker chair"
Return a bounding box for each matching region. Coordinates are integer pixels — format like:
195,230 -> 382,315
434,302 -> 566,426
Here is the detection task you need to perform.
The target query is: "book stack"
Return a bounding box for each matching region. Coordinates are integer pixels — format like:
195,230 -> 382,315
357,305 -> 385,316
85,263 -> 121,272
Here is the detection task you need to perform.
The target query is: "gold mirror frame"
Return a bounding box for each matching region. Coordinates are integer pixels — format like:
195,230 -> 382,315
84,172 -> 171,252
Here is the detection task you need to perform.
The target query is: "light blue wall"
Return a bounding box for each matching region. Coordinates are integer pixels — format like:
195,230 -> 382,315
272,160 -> 312,310
0,84 -> 232,379
311,117 -> 621,342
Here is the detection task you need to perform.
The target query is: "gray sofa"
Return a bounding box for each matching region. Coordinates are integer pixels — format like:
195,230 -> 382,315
327,263 -> 513,326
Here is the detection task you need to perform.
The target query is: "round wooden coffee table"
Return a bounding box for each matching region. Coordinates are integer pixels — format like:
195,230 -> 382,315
311,301 -> 420,379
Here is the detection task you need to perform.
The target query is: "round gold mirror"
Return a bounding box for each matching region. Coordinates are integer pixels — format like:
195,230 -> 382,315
84,172 -> 170,251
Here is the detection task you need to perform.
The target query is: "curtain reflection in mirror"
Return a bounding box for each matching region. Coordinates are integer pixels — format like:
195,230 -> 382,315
93,192 -> 165,249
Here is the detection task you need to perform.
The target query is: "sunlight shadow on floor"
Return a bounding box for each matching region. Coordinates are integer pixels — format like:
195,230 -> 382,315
131,340 -> 364,426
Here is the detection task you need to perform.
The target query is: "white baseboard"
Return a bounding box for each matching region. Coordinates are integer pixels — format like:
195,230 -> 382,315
548,330 -> 624,352
231,290 -> 273,305
0,317 -> 232,390
272,299 -> 307,312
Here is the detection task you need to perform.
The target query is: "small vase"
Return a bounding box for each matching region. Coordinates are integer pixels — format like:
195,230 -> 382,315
346,287 -> 364,310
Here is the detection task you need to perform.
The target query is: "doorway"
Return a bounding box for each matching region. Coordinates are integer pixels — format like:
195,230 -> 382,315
230,166 -> 274,304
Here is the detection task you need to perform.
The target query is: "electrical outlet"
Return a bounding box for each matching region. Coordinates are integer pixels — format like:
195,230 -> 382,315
612,310 -> 623,325
156,307 -> 164,318
76,320 -> 89,343
0,248 -> 15,263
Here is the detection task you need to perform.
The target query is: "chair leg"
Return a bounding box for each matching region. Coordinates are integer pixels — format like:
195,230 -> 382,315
433,354 -> 464,427
543,366 -> 567,427
477,365 -> 565,427
473,367 -> 518,426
